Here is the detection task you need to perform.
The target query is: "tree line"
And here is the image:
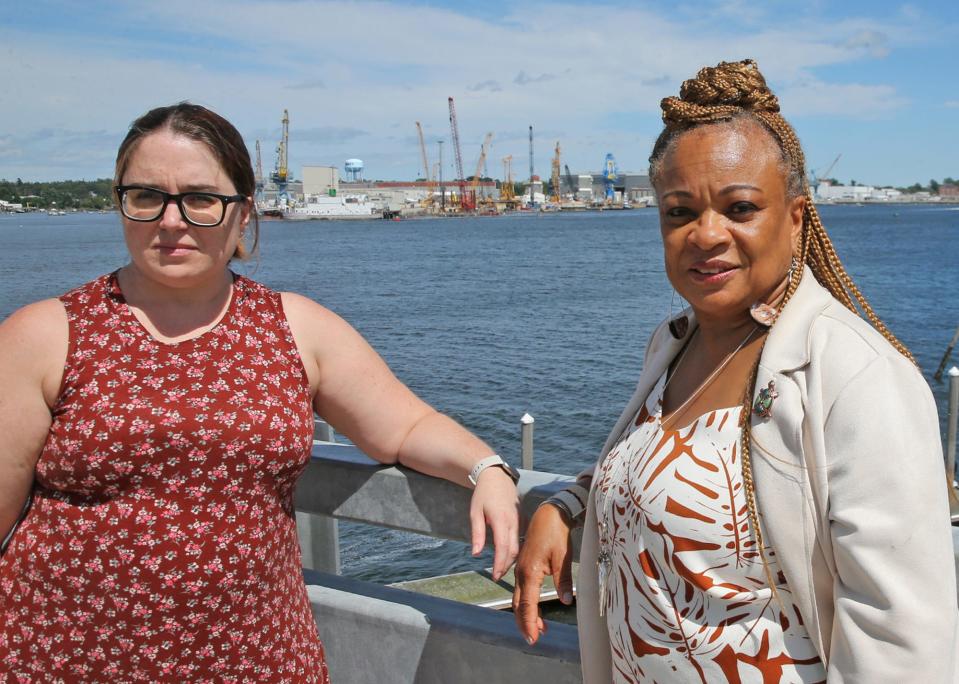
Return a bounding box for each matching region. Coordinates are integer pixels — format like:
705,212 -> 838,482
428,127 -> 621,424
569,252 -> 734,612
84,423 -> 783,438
0,178 -> 115,210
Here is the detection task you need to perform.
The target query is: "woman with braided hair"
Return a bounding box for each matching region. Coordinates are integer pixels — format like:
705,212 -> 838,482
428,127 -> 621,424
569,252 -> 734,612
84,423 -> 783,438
513,59 -> 957,682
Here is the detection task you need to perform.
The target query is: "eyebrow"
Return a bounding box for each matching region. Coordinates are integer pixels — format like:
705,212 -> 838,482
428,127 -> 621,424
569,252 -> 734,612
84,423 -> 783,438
123,181 -> 223,193
719,184 -> 763,195
660,184 -> 764,201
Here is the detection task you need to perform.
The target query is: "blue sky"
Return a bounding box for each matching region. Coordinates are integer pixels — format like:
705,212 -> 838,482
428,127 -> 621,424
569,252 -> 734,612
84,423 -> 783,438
1,0 -> 956,187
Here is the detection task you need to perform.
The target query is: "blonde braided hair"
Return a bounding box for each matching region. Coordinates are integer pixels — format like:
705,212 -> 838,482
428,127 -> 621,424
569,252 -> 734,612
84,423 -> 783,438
649,59 -> 915,598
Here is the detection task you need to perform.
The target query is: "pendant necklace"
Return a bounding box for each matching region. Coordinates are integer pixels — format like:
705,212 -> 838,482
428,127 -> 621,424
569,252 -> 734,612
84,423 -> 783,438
595,324 -> 760,615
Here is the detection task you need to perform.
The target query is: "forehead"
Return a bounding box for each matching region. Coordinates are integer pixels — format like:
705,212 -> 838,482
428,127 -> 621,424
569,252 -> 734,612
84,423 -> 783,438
124,130 -> 226,181
661,121 -> 783,184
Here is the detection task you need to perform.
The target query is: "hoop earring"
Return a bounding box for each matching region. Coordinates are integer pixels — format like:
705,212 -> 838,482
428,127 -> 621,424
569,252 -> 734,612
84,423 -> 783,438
668,289 -> 689,339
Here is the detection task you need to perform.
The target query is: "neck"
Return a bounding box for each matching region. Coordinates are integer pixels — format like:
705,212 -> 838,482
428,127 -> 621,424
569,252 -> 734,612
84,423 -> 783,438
119,263 -> 233,309
692,272 -> 791,360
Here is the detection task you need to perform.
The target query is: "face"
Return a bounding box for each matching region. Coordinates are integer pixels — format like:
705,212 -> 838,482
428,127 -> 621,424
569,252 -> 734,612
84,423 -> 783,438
656,122 -> 804,327
119,129 -> 250,290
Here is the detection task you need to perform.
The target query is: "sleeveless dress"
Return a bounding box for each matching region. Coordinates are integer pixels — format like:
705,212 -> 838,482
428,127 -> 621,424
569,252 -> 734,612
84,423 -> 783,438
594,371 -> 825,684
0,272 -> 330,683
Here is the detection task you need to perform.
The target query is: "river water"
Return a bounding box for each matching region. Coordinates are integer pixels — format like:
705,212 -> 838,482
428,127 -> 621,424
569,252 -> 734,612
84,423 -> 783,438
1,205 -> 957,582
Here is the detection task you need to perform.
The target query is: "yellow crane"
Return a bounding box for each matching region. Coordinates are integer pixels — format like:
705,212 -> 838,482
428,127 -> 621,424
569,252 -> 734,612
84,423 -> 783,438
470,132 -> 493,210
415,121 -> 435,206
501,155 -> 515,201
271,109 -> 290,185
550,141 -> 561,203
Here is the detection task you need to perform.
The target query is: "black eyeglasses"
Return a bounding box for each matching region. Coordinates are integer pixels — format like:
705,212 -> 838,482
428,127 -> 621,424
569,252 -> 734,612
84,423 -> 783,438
115,185 -> 248,227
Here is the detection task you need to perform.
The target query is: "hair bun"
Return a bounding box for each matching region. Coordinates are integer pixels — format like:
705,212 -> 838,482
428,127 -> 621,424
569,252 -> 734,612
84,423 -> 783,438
661,59 -> 779,126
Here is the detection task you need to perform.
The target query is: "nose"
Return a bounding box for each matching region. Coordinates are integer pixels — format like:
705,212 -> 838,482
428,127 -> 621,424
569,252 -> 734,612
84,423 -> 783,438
687,209 -> 730,251
158,198 -> 188,230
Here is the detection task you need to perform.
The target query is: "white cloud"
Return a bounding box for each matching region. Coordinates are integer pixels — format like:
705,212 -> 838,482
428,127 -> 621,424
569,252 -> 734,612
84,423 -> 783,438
0,0 -> 946,181
780,80 -> 908,117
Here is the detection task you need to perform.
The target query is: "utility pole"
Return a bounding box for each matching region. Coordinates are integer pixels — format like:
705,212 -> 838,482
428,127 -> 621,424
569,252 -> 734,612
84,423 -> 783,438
438,139 -> 445,212
528,125 -> 534,207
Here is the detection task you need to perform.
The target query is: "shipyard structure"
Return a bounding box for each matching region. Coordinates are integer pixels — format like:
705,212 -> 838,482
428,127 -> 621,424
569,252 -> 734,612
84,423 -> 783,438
254,106 -> 656,219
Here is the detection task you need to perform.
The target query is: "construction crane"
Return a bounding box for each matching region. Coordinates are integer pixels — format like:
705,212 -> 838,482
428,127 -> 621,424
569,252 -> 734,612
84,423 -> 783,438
447,97 -> 468,210
550,141 -> 561,203
501,155 -> 515,201
809,153 -> 842,194
254,140 -> 264,204
415,121 -> 435,206
528,125 -> 535,207
271,109 -> 290,185
466,132 -> 493,211
564,164 -> 576,198
271,109 -> 290,205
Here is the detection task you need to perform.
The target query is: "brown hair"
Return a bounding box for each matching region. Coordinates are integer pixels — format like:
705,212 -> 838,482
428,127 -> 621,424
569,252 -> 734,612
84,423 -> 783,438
648,59 -> 915,599
114,102 -> 259,260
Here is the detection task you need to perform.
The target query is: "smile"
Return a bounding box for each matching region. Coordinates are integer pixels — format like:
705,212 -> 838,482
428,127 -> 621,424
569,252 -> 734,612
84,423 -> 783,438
689,261 -> 738,284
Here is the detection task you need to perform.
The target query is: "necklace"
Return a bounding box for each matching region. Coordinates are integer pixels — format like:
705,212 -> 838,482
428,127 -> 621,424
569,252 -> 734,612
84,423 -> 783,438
595,324 -> 760,615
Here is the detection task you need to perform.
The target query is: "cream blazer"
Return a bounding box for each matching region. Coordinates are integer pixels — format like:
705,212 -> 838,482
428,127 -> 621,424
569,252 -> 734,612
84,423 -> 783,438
576,267 -> 959,682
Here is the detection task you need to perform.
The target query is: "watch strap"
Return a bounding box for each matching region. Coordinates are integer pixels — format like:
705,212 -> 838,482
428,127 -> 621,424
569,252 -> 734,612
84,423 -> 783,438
468,454 -> 518,486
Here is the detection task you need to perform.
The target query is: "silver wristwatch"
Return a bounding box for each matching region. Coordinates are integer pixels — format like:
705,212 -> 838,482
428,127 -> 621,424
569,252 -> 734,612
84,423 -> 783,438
468,454 -> 520,487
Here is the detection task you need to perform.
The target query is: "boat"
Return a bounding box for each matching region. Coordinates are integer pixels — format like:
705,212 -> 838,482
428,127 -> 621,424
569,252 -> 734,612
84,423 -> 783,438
285,194 -> 375,220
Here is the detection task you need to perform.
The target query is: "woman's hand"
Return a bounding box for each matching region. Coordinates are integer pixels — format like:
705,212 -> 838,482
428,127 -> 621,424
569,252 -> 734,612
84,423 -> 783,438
469,467 -> 520,582
512,502 -> 574,645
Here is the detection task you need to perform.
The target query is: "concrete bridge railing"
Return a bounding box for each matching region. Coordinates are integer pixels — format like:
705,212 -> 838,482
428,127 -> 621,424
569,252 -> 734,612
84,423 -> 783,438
293,441 -> 583,684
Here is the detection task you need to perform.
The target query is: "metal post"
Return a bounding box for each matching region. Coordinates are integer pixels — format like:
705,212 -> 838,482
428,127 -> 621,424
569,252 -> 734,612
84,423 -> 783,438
297,513 -> 341,574
934,326 -> 959,381
521,413 -> 534,471
303,418 -> 340,573
314,419 -> 335,443
947,367 -> 959,484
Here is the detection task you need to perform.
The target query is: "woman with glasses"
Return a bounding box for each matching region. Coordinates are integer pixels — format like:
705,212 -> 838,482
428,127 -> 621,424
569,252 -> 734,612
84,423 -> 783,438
0,103 -> 520,682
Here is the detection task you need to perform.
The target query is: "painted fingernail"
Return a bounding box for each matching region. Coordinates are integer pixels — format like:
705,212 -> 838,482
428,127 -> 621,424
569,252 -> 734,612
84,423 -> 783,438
562,592 -> 573,604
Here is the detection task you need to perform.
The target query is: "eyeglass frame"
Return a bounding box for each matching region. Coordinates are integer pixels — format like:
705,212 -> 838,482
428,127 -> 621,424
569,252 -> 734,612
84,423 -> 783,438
115,184 -> 249,228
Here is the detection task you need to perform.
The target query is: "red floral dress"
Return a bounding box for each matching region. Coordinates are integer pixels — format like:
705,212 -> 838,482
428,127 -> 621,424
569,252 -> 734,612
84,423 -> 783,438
0,273 -> 329,683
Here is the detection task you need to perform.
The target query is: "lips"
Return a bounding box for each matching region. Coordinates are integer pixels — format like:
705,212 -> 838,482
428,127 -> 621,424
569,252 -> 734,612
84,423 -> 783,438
689,260 -> 738,284
156,244 -> 197,255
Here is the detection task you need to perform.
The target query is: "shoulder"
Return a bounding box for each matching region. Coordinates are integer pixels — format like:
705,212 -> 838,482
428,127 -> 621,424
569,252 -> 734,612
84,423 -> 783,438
785,297 -> 932,430
0,298 -> 69,403
279,292 -> 364,350
809,298 -> 920,386
280,291 -> 345,327
1,298 -> 69,344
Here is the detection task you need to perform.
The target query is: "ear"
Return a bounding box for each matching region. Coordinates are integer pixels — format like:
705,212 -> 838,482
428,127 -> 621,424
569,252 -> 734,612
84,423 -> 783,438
238,197 -> 253,228
788,194 -> 805,254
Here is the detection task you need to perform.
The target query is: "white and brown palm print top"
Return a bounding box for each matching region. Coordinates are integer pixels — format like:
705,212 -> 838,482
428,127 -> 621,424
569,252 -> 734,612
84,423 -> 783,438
594,371 -> 826,684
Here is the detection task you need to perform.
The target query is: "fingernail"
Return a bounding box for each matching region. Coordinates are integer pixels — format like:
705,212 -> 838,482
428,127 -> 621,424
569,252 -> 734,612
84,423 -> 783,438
562,592 -> 573,604
525,635 -> 534,645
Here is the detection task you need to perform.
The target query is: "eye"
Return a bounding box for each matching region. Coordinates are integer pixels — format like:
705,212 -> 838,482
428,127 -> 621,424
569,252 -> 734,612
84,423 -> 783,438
665,206 -> 693,219
183,193 -> 219,209
728,201 -> 758,216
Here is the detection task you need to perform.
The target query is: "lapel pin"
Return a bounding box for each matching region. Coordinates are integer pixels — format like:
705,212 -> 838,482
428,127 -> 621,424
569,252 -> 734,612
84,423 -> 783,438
753,380 -> 779,418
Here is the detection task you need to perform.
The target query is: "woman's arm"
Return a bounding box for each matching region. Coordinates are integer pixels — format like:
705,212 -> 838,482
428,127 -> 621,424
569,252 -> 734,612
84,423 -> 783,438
824,355 -> 957,681
282,292 -> 519,579
513,469 -> 592,644
0,300 -> 68,545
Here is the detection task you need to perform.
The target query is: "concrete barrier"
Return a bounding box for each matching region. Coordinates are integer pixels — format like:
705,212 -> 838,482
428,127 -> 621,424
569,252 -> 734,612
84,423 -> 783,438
304,570 -> 581,684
